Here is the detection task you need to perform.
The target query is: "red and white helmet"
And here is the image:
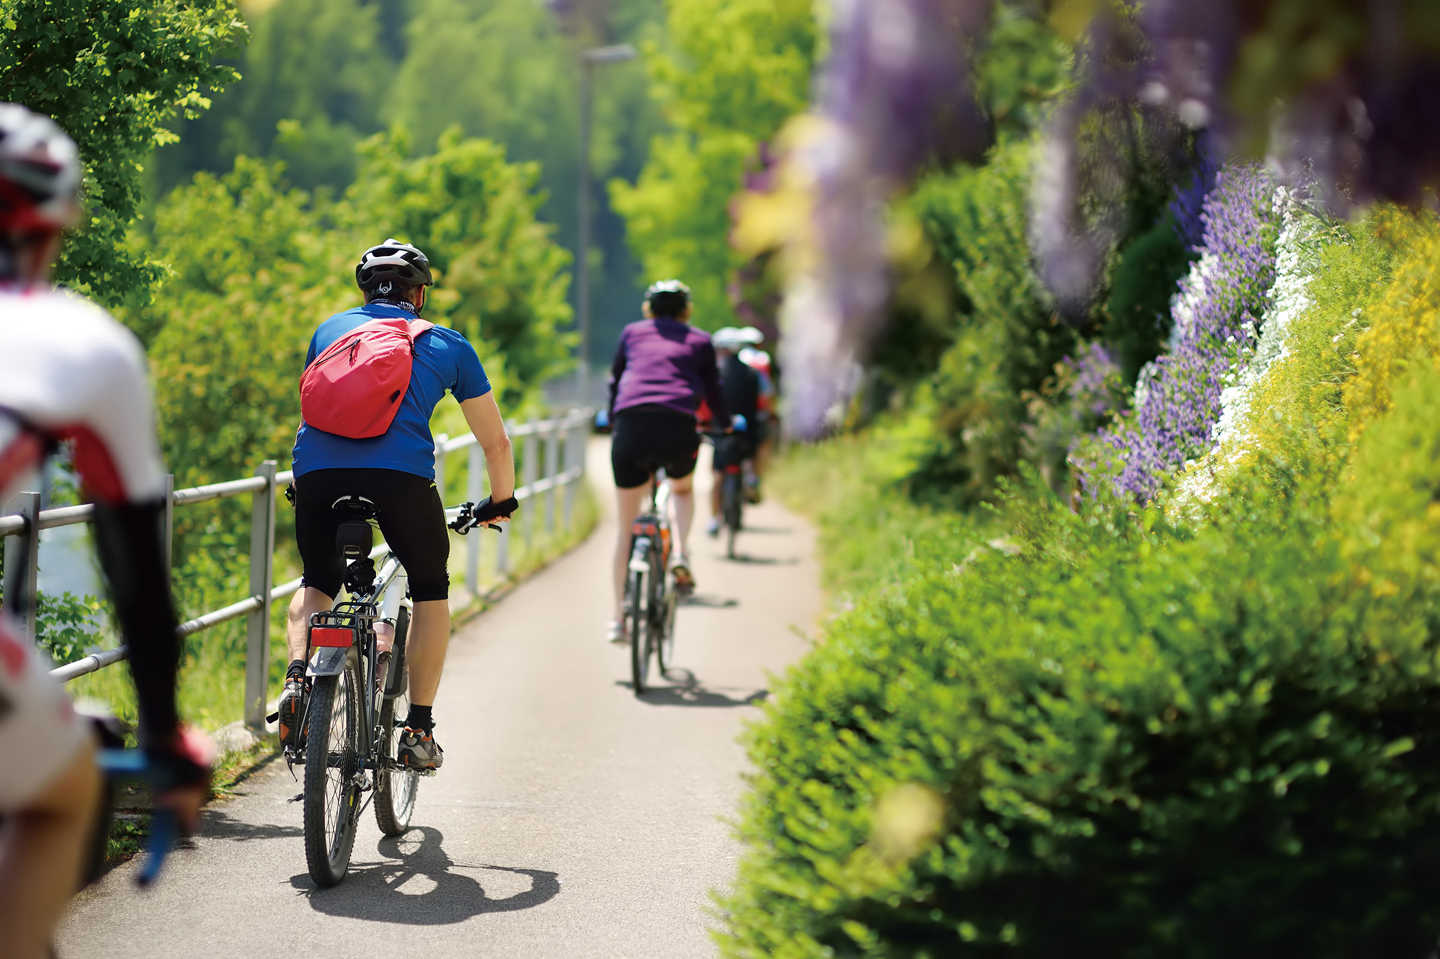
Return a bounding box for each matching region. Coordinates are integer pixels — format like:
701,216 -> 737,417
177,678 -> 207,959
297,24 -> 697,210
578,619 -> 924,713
0,103 -> 82,233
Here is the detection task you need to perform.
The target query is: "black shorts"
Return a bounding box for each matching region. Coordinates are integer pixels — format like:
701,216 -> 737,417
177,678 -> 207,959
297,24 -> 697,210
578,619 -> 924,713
293,468 -> 450,602
611,406 -> 700,489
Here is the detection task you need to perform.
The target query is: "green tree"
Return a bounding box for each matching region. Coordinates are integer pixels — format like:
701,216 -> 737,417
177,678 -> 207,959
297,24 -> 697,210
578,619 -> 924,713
610,0 -> 816,328
157,0 -> 391,192
346,128 -> 574,408
0,0 -> 244,307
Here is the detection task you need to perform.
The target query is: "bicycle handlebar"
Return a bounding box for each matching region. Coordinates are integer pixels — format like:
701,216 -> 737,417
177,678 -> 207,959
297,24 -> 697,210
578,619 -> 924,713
447,495 -> 519,535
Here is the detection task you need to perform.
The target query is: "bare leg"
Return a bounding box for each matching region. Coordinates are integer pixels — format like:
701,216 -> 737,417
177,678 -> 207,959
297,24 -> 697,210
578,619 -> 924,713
0,740 -> 101,959
405,599 -> 450,707
286,587 -> 334,663
669,473 -> 695,563
613,482 -> 650,621
710,470 -> 723,519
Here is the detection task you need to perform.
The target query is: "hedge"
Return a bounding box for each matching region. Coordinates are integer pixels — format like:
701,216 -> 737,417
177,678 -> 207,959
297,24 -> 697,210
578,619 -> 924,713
719,466 -> 1440,957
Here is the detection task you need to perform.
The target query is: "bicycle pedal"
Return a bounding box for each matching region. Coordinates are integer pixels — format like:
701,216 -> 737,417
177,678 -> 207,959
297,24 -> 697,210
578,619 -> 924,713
287,791 -> 304,804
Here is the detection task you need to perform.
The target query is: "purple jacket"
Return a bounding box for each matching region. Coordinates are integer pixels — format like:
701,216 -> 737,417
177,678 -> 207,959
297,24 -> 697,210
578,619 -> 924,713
609,318 -> 731,423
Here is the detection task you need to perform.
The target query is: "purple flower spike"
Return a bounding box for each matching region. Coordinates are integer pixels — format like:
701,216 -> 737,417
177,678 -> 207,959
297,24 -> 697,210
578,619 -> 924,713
1094,161 -> 1279,501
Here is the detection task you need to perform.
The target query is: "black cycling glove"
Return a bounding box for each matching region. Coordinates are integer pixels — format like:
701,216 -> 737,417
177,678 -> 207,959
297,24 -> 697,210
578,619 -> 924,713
474,494 -> 519,523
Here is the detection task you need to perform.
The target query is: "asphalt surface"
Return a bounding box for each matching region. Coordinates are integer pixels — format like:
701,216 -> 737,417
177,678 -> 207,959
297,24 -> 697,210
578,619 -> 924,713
57,439 -> 820,959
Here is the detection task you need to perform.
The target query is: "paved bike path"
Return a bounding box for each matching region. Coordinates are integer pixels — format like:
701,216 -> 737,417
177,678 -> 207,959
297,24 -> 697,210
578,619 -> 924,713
58,439 -> 821,959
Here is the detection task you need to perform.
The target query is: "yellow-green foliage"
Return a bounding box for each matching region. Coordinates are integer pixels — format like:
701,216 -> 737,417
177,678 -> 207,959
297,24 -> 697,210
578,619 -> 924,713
1341,212 -> 1440,440
1334,368 -> 1440,621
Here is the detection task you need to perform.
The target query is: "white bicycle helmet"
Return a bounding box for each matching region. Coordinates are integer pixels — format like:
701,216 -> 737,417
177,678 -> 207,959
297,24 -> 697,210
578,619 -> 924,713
0,103 -> 82,233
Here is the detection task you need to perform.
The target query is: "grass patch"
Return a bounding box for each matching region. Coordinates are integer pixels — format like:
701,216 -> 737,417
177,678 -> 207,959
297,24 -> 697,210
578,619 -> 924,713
769,414 -> 991,605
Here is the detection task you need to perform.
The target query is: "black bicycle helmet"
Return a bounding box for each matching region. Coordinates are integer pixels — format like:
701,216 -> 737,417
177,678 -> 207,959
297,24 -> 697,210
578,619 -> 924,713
644,278 -> 690,318
0,103 -> 82,233
355,238 -> 434,294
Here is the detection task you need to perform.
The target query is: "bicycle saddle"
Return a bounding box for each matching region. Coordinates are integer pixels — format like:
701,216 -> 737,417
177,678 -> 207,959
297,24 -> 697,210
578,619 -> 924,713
331,495 -> 377,562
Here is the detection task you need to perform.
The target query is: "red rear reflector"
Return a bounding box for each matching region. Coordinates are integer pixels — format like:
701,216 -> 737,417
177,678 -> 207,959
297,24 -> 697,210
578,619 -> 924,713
311,627 -> 354,647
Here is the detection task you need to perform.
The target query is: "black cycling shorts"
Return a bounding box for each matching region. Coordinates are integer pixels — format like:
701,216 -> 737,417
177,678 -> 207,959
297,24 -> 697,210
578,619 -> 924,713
611,406 -> 700,489
293,468 -> 450,602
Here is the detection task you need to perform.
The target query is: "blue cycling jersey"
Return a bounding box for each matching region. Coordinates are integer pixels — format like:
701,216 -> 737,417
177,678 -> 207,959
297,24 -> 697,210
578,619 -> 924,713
292,301 -> 491,480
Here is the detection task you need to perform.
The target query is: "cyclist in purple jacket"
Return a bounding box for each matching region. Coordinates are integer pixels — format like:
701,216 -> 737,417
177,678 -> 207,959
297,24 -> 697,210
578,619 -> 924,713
605,281 -> 730,643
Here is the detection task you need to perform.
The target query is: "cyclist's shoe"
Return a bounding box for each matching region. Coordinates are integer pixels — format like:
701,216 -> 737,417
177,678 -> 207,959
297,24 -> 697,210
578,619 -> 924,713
606,619 -> 626,644
671,560 -> 695,595
397,725 -> 444,771
706,517 -> 721,537
276,677 -> 309,752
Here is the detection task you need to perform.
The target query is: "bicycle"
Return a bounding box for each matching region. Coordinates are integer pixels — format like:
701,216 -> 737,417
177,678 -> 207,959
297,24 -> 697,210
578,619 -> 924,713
623,471 -> 681,696
708,421 -> 748,560
296,495 -> 499,887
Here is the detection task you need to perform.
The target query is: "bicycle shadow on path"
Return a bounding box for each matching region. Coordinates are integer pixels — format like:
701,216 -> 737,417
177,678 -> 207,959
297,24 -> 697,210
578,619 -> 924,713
288,826 -> 559,925
616,670 -> 770,709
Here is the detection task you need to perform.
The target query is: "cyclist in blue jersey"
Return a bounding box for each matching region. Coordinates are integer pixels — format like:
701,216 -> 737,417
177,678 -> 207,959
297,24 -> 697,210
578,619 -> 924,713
280,240 -> 517,772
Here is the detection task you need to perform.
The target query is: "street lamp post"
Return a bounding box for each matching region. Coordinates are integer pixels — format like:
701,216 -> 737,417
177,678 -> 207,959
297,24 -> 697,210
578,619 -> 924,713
577,43 -> 636,408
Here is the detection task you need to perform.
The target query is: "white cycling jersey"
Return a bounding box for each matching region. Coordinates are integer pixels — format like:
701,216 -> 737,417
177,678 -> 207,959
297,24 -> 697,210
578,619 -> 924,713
0,288 -> 166,504
0,286 -> 168,809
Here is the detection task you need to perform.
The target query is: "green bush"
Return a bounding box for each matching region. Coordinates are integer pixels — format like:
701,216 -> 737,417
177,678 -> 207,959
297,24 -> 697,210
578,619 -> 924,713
720,472 -> 1440,957
905,142 -> 1076,506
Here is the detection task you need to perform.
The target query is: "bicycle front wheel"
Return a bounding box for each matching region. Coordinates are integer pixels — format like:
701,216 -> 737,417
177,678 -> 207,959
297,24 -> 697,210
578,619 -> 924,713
375,685 -> 418,836
724,473 -> 742,559
304,648 -> 362,887
628,563 -> 651,695
656,574 -> 679,674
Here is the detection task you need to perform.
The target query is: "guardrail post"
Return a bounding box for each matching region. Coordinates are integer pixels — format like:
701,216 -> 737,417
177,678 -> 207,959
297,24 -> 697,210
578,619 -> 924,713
466,443 -> 483,596
162,473 -> 175,580
522,429 -> 538,551
544,423 -> 559,535
563,414 -> 577,530
3,491 -> 40,644
244,461 -> 277,731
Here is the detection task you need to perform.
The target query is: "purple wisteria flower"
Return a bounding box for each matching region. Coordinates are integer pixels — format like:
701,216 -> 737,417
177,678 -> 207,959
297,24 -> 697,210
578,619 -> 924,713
1095,162 -> 1278,501
1129,1 -> 1440,210
774,0 -> 991,439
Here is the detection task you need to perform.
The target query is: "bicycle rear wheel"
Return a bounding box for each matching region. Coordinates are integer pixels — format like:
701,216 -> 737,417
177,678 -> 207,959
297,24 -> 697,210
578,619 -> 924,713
375,670 -> 418,835
304,648 -> 362,887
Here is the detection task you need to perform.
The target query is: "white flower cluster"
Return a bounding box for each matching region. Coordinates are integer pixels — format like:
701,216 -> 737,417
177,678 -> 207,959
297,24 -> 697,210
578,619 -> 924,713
1210,187 -> 1325,451
1171,186 -> 1327,511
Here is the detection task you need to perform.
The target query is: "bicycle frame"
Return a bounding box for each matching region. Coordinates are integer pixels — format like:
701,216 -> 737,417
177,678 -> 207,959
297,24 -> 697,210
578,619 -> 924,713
303,553 -> 408,790
628,471 -> 673,576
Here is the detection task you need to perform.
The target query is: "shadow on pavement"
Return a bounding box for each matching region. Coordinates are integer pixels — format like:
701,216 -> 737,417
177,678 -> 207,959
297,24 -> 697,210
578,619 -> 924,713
616,673 -> 769,708
721,554 -> 798,566
203,808 -> 304,842
682,593 -> 738,608
289,826 -> 559,924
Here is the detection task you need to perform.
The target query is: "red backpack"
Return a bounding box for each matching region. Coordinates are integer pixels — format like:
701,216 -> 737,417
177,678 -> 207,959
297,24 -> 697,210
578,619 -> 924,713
300,317 -> 435,439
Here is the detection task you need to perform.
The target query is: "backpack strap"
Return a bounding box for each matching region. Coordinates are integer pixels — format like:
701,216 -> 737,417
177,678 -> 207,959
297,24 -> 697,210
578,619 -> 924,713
407,319 -> 435,340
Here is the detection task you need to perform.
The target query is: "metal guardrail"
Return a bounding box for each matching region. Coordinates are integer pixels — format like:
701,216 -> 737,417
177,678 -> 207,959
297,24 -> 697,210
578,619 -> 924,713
1,408 -> 593,729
